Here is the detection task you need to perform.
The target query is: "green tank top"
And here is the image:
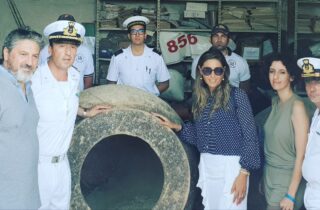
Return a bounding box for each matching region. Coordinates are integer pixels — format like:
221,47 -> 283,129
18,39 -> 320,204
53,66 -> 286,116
264,94 -> 298,169
263,93 -> 306,208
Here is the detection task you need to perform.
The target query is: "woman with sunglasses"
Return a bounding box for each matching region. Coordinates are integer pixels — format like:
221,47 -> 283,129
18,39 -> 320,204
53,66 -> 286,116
262,53 -> 309,210
153,48 -> 261,210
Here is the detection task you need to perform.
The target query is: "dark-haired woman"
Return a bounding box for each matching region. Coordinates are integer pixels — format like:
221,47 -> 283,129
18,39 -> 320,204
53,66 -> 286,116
263,53 -> 309,210
153,48 -> 261,210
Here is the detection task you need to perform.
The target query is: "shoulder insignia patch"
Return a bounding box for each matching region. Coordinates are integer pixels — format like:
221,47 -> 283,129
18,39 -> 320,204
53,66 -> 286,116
114,49 -> 123,56
71,65 -> 80,73
152,48 -> 161,55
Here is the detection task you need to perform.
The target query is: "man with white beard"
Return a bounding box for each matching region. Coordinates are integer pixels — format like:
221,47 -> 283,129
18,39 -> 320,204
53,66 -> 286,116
0,28 -> 44,209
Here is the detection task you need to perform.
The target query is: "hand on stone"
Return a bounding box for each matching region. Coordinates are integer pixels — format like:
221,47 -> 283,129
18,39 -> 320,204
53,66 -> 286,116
87,104 -> 112,118
151,112 -> 181,132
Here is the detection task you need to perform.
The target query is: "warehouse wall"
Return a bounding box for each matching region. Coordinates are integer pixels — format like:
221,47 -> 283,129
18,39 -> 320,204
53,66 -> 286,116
0,0 -> 96,56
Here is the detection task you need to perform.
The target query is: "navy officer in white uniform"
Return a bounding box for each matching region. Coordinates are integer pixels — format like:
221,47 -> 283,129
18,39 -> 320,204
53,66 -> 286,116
32,15 -> 110,210
39,14 -> 94,91
300,57 -> 320,210
106,15 -> 170,95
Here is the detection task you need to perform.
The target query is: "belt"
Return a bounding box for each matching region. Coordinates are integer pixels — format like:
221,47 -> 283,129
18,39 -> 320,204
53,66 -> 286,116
39,154 -> 67,164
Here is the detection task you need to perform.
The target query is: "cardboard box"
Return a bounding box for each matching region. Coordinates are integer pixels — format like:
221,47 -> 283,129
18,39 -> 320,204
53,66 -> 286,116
169,12 -> 181,21
160,21 -> 171,29
186,2 -> 208,12
184,10 -> 206,19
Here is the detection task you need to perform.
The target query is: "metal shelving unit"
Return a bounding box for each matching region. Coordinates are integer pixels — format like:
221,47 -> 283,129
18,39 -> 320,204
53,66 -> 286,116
294,0 -> 320,56
95,0 -> 282,85
218,0 -> 282,52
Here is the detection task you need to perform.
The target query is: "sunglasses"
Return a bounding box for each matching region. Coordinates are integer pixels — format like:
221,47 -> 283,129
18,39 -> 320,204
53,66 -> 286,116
201,67 -> 224,76
130,29 -> 145,35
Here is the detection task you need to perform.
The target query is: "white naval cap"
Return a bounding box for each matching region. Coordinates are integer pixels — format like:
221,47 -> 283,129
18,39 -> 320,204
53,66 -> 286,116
297,57 -> 320,78
122,16 -> 150,29
43,19 -> 85,45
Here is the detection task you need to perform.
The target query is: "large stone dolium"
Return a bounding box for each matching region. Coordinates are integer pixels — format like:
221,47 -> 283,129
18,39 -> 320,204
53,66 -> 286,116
68,85 -> 199,210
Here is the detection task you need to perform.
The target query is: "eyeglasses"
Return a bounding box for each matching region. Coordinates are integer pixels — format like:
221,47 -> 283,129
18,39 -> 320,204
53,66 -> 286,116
130,29 -> 145,35
201,67 -> 224,76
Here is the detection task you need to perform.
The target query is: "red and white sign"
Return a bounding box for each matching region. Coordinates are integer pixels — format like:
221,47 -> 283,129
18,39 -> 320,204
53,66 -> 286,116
159,32 -> 211,65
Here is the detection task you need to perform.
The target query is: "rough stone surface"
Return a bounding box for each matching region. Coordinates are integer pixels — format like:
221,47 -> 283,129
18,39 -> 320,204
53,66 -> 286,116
79,84 -> 182,125
69,85 -> 198,210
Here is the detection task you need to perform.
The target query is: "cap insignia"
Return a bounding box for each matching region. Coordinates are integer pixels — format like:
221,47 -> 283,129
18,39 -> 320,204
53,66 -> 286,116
63,22 -> 77,37
302,58 -> 315,77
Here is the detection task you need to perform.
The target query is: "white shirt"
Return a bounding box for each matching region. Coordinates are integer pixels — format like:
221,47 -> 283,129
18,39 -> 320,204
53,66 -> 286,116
39,44 -> 94,91
31,63 -> 80,156
106,45 -> 170,95
302,108 -> 320,209
191,51 -> 250,87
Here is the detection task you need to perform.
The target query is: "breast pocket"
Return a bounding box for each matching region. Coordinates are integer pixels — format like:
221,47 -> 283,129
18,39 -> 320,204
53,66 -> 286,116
143,67 -> 156,84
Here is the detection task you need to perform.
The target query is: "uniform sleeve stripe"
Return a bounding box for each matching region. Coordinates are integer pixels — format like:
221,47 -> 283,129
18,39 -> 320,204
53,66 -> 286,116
84,73 -> 94,77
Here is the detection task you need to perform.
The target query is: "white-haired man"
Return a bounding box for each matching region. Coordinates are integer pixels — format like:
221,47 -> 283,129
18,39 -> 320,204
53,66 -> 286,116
0,28 -> 44,209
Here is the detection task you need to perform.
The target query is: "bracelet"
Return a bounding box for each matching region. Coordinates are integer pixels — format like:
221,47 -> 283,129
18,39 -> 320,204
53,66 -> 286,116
285,193 -> 296,204
239,168 -> 250,176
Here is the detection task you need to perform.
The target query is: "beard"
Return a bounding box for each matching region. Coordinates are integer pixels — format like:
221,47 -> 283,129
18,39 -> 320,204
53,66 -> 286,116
14,65 -> 35,82
215,44 -> 227,51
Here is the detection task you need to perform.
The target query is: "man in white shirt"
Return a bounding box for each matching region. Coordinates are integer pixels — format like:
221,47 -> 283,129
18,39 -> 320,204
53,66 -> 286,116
106,15 -> 170,96
299,57 -> 320,210
191,24 -> 250,92
32,16 -> 110,210
39,14 -> 94,90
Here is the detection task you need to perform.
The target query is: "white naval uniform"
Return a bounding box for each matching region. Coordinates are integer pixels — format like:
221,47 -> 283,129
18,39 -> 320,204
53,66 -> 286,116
191,51 -> 250,87
31,63 -> 80,210
302,108 -> 320,210
106,45 -> 170,96
39,44 -> 94,91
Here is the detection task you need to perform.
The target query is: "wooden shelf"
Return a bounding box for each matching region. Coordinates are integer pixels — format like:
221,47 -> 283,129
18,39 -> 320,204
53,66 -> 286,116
99,28 -> 126,31
160,28 -> 211,32
99,58 -> 111,61
297,0 -> 320,4
221,0 -> 278,2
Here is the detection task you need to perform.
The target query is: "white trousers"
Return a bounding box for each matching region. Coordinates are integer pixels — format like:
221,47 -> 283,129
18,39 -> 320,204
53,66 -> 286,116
38,156 -> 71,210
197,153 -> 248,210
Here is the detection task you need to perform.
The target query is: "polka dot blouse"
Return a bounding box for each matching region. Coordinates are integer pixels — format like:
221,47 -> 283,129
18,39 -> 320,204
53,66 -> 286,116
179,87 -> 261,171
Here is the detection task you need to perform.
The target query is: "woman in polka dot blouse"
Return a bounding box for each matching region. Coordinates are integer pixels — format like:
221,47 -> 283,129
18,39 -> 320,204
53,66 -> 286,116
153,48 -> 261,210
